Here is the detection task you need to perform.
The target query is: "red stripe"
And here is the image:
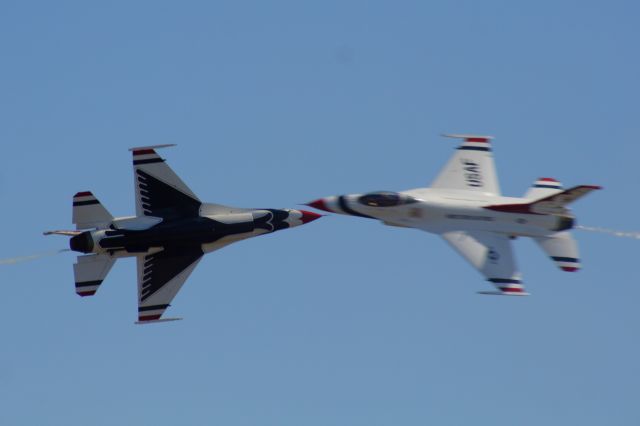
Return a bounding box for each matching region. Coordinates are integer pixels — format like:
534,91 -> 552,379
133,149 -> 156,156
77,290 -> 96,297
138,314 -> 162,321
561,266 -> 579,272
465,137 -> 489,143
74,191 -> 93,197
538,177 -> 558,182
500,287 -> 524,293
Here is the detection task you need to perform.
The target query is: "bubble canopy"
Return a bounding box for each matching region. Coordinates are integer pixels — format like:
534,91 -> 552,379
357,191 -> 418,207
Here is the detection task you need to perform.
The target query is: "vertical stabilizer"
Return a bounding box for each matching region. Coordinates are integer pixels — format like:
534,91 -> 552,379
431,135 -> 500,195
73,254 -> 116,296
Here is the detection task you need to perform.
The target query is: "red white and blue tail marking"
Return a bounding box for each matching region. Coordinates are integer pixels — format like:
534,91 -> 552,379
534,177 -> 562,190
454,135 -> 493,152
551,256 -> 580,272
524,177 -> 563,200
487,278 -> 529,295
431,134 -> 500,195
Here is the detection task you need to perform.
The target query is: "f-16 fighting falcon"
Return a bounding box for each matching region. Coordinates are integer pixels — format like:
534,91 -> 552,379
306,135 -> 600,295
46,145 -> 321,323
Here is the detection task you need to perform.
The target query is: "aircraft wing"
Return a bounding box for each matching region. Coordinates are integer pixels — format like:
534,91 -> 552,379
441,230 -> 527,295
136,247 -> 204,323
430,135 -> 500,195
131,145 -> 202,218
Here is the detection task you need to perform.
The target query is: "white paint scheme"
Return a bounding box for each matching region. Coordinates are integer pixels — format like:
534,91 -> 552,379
73,192 -> 113,230
73,254 -> 116,296
308,135 -> 600,295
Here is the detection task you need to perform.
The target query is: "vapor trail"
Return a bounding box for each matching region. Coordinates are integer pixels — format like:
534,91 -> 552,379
576,225 -> 640,240
0,249 -> 70,265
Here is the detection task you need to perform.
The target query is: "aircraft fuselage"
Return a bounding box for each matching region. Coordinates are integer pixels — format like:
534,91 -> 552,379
70,208 -> 314,256
310,189 -> 574,238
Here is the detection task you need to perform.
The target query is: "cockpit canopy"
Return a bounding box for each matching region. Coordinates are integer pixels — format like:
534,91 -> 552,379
357,191 -> 418,207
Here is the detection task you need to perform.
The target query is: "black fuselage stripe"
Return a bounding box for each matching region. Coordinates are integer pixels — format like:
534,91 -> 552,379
75,280 -> 102,288
139,304 -> 170,312
338,196 -> 374,219
458,146 -> 491,152
73,200 -> 100,206
551,256 -> 579,263
488,278 -> 522,284
133,158 -> 165,165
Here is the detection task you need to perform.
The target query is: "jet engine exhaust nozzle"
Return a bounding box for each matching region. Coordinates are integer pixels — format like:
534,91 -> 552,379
69,231 -> 94,254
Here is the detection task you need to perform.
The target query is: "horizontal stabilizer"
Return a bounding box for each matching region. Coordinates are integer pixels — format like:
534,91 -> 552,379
485,185 -> 601,215
73,192 -> 113,230
73,254 -> 116,297
441,230 -> 528,295
534,231 -> 581,272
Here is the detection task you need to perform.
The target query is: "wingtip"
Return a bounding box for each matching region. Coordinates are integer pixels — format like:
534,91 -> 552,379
128,144 -> 177,152
478,291 -> 530,296
442,133 -> 494,141
135,317 -> 183,325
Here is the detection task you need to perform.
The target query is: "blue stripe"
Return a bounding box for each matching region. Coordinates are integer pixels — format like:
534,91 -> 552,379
551,256 -> 579,263
139,304 -> 170,312
458,146 -> 490,152
488,278 -> 522,284
73,200 -> 99,206
133,158 -> 165,166
75,280 -> 102,288
338,196 -> 375,219
534,184 -> 561,189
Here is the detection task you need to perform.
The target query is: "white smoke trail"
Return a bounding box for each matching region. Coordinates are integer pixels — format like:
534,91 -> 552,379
0,249 -> 70,265
576,225 -> 640,240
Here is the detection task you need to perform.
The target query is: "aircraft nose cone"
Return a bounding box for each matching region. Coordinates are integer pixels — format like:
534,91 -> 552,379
306,198 -> 331,212
299,210 -> 323,224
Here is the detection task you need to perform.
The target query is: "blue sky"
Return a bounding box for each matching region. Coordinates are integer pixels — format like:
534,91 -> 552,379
1,1 -> 639,425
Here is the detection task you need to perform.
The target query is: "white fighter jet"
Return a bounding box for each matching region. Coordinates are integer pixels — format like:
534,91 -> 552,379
46,145 -> 321,323
307,135 -> 600,295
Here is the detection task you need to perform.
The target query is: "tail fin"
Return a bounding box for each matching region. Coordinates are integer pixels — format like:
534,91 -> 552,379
74,254 -> 116,296
486,185 -> 602,215
534,231 -> 580,272
524,177 -> 563,199
73,192 -> 113,230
